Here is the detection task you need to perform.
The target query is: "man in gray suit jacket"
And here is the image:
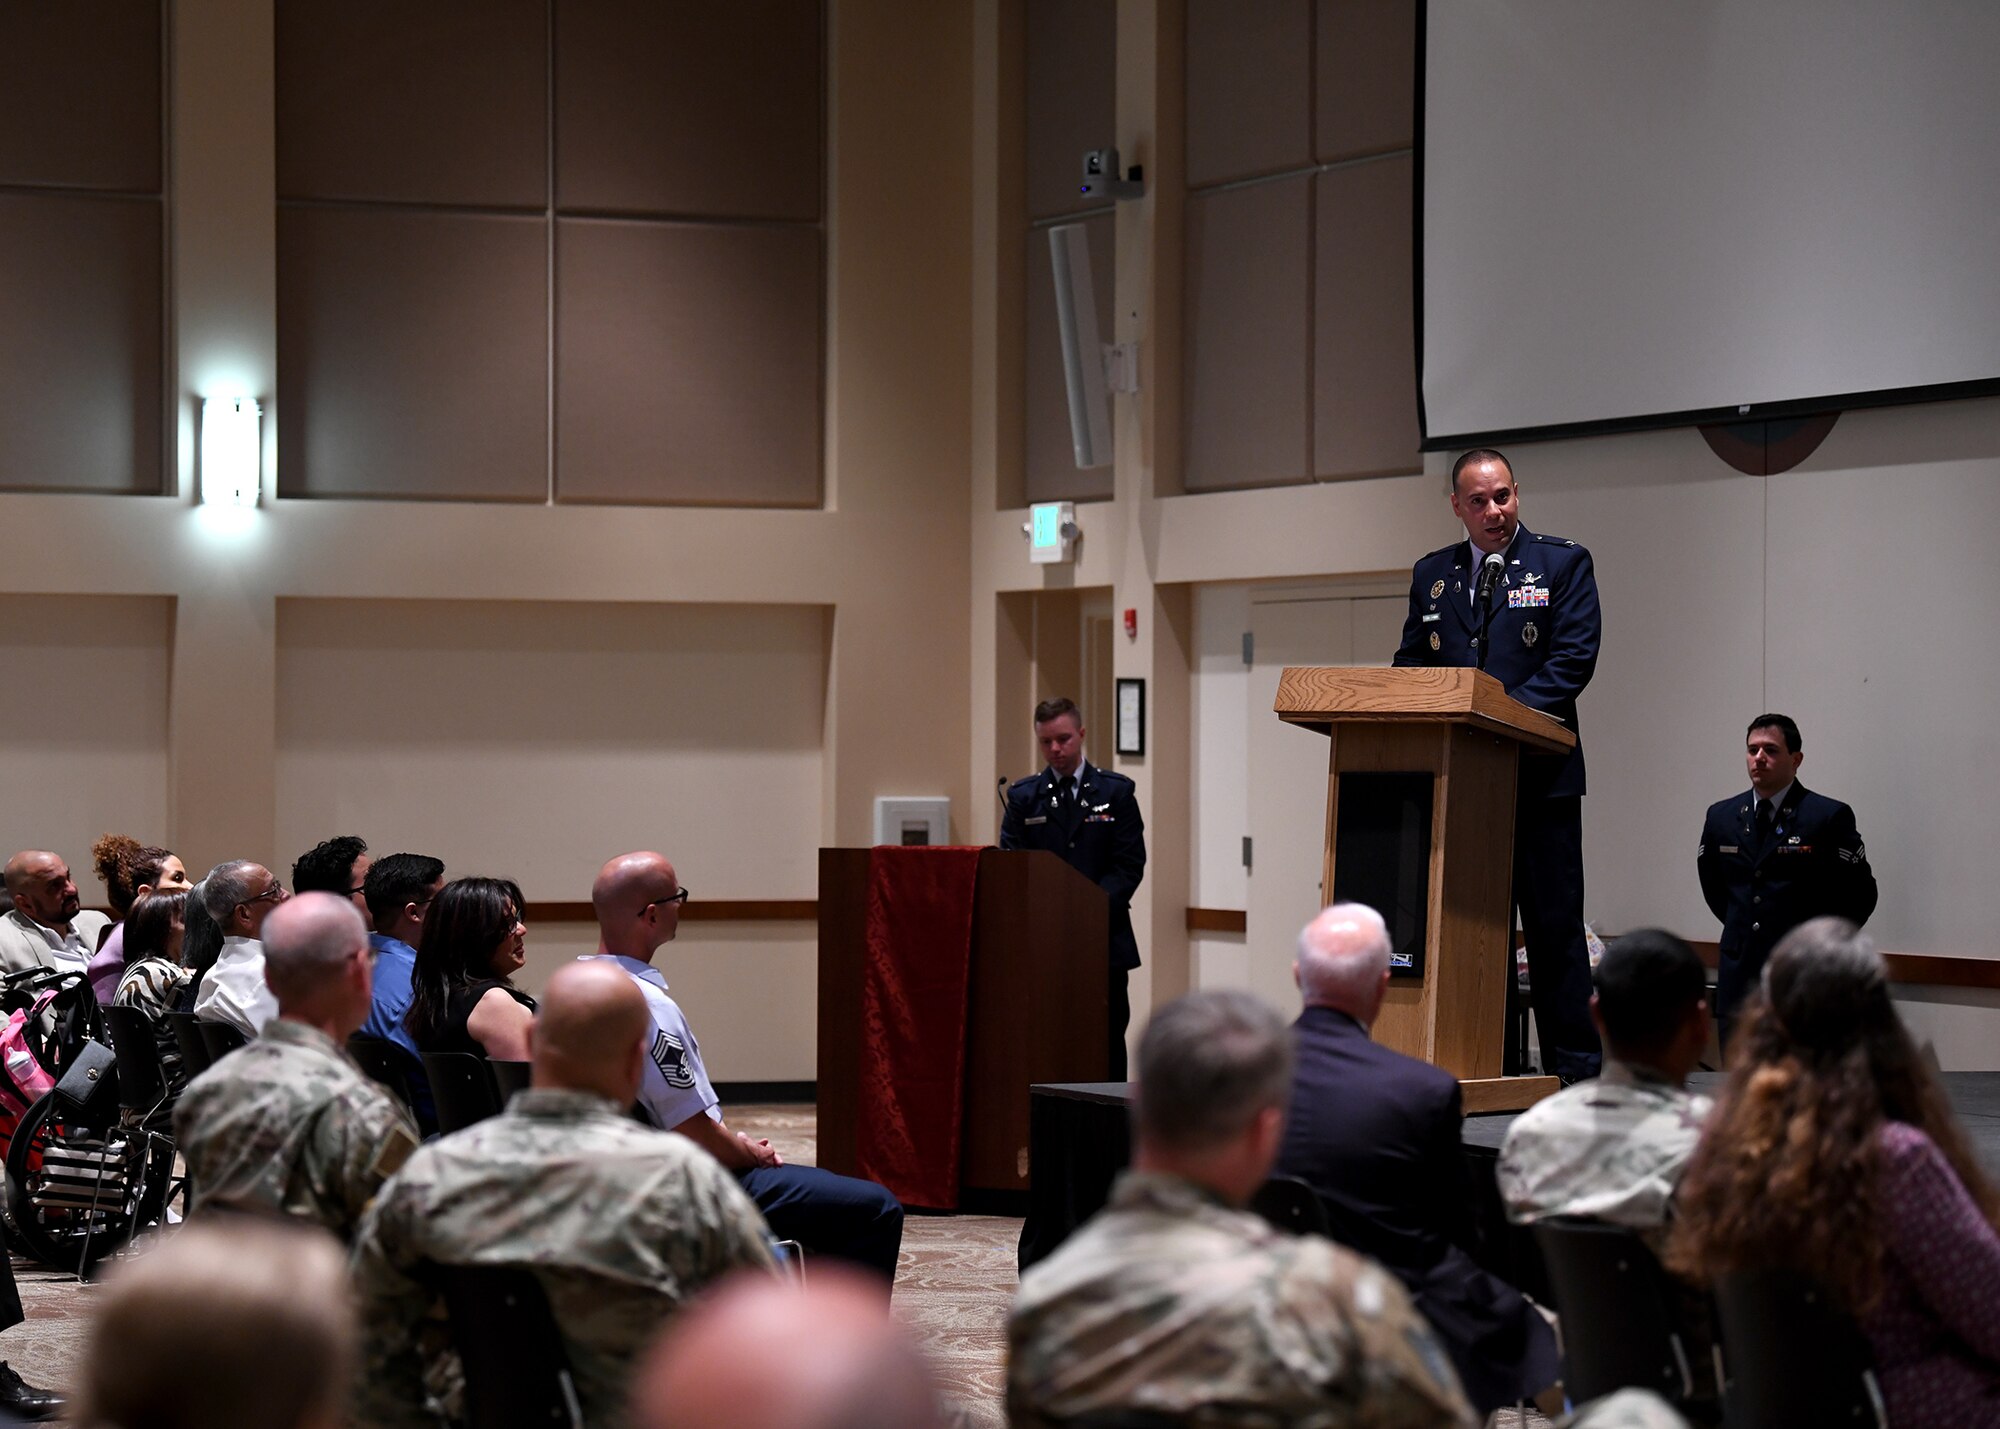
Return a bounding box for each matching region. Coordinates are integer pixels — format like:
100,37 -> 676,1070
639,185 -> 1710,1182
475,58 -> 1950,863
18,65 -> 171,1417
0,850 -> 109,976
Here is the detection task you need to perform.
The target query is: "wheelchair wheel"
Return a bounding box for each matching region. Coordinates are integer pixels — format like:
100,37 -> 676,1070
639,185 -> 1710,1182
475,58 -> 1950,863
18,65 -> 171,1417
3,1093 -> 146,1273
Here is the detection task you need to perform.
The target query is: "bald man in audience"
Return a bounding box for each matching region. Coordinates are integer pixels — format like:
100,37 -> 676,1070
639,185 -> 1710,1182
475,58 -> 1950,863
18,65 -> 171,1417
353,960 -> 777,1429
591,851 -> 905,1285
634,1266 -> 947,1429
174,892 -> 418,1241
0,850 -> 110,975
1274,903 -> 1560,1419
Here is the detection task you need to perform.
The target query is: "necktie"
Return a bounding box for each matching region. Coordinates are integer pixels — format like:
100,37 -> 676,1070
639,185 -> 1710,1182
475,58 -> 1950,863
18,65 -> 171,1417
1060,775 -> 1075,809
1756,800 -> 1775,846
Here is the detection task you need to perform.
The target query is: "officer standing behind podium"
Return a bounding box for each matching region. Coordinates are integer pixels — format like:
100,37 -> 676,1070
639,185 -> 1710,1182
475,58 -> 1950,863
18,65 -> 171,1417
1698,713 -> 1877,1041
1394,449 -> 1603,1081
1000,698 -> 1146,1079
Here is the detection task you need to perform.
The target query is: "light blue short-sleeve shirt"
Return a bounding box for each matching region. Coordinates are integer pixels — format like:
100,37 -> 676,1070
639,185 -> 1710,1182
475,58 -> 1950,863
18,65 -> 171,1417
593,954 -> 721,1131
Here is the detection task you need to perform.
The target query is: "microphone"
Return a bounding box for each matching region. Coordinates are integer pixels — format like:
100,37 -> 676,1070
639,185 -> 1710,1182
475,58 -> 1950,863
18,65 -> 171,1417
1474,551 -> 1506,606
996,776 -> 1010,810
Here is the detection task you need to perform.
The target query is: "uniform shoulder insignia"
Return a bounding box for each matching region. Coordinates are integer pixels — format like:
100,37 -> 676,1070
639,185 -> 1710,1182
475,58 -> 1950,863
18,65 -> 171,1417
1096,769 -> 1135,789
1006,774 -> 1040,795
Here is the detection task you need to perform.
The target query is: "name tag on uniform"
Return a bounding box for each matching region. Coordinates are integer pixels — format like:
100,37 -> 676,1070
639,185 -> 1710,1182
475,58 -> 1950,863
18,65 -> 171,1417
1719,845 -> 1739,854
1025,816 -> 1047,825
1421,612 -> 1441,622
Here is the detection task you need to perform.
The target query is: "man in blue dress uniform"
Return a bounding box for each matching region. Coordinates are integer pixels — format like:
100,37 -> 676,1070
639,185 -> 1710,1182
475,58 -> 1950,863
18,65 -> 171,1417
1698,713 -> 1877,1041
1393,449 -> 1603,1081
999,698 -> 1147,1079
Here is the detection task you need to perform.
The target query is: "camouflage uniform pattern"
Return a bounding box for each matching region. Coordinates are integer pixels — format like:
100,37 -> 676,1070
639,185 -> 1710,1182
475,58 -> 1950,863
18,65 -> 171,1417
1496,1060 -> 1712,1234
352,1087 -> 778,1429
1008,1170 -> 1475,1428
173,1018 -> 418,1241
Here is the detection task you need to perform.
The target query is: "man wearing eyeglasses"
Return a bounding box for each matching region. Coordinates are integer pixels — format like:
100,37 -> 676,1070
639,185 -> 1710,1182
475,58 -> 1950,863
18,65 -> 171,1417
192,860 -> 290,1037
291,835 -> 373,927
589,851 -> 905,1289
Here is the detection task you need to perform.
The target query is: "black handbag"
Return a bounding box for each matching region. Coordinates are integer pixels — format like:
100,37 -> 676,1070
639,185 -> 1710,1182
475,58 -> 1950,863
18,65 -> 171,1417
52,1039 -> 120,1121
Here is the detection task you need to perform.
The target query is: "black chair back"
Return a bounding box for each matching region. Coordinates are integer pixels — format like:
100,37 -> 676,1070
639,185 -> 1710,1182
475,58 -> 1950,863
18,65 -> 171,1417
488,1059 -> 531,1104
102,1006 -> 170,1114
1249,1175 -> 1330,1237
437,1263 -> 582,1429
347,1035 -> 416,1111
197,1019 -> 249,1062
164,1012 -> 212,1076
423,1052 -> 502,1134
1532,1217 -> 1693,1406
1715,1268 -> 1886,1429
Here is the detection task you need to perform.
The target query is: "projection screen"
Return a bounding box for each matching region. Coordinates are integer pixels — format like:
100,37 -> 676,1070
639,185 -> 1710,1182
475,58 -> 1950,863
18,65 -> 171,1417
1420,0 -> 2000,448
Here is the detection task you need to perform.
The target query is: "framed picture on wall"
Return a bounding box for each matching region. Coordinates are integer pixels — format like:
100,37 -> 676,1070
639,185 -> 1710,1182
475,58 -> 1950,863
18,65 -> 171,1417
1114,677 -> 1145,756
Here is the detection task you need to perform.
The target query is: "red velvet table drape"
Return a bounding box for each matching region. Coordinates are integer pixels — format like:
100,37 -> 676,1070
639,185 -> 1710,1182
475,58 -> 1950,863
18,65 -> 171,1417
854,845 -> 983,1209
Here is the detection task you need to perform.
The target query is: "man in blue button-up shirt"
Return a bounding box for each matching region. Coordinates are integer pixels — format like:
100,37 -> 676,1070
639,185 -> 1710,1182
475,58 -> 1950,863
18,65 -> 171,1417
360,853 -> 445,1134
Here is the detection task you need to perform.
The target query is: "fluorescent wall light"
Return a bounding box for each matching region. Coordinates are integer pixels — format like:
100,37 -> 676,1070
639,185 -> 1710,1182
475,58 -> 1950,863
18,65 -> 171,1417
200,396 -> 262,507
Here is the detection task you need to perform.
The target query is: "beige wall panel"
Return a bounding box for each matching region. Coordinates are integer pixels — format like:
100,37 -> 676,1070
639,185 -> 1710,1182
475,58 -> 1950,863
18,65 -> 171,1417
0,595 -> 171,871
1506,428 -> 1766,942
555,1 -> 822,220
1316,0 -> 1417,161
0,194 -> 163,493
1024,0 -> 1116,220
555,220 -> 822,507
1183,176 -> 1311,491
1183,0 -> 1311,188
275,0 -> 547,207
1763,398 -> 2000,957
514,921 -> 819,1082
276,206 -> 548,500
1024,212 -> 1116,502
0,3 -> 160,191
1314,155 -> 1420,479
274,598 -> 828,907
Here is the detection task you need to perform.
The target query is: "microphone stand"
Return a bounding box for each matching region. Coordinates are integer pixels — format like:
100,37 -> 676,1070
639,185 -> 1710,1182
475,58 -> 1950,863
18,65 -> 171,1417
1475,571 -> 1501,673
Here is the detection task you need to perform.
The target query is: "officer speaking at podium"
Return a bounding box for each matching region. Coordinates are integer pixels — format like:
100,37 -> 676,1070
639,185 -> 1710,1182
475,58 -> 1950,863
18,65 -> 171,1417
999,698 -> 1147,1079
1394,449 -> 1603,1082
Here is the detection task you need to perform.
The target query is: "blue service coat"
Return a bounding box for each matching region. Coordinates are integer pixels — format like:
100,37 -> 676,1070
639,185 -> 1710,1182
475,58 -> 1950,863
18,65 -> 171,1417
1698,781 -> 1877,1017
1393,526 -> 1601,800
998,762 -> 1145,970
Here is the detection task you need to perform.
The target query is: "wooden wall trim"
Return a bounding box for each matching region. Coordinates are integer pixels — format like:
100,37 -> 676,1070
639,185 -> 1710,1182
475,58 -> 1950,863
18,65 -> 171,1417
535,899 -> 816,924
1186,906 -> 1248,933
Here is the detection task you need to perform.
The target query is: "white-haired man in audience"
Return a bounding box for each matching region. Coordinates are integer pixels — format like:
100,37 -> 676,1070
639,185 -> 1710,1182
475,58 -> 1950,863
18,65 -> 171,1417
589,851 -> 904,1286
637,1265 -> 947,1429
1008,988 -> 1476,1427
0,849 -> 110,975
175,891 -> 418,1241
1273,903 -> 1561,1418
353,959 -> 777,1428
191,858 -> 289,1036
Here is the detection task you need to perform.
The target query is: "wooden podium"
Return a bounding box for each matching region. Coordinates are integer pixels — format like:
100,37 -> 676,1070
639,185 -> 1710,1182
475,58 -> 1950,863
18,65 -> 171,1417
816,847 -> 1109,1204
1273,667 -> 1575,1112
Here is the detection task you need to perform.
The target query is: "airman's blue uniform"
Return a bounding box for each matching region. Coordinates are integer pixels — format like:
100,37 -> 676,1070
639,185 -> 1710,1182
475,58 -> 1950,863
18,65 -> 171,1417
1395,525 -> 1603,1081
1001,761 -> 1146,1078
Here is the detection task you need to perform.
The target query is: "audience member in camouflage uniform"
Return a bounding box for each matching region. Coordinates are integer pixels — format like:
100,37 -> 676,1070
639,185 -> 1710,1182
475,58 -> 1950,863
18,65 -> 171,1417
1498,928 -> 1713,1237
174,892 -> 418,1241
1008,989 -> 1475,1429
352,959 -> 778,1429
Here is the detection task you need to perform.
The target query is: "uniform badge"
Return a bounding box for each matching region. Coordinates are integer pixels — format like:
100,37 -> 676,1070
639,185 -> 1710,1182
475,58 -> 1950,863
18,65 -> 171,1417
1428,631 -> 1441,651
1521,623 -> 1539,648
651,1029 -> 696,1089
1429,579 -> 1445,600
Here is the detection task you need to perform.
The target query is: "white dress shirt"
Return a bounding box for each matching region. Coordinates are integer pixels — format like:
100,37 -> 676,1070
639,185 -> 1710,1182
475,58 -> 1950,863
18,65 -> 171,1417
193,935 -> 278,1037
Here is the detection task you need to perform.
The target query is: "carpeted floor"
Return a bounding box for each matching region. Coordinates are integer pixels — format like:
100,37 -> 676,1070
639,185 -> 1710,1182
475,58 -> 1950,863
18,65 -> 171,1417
2,1104 -> 1544,1428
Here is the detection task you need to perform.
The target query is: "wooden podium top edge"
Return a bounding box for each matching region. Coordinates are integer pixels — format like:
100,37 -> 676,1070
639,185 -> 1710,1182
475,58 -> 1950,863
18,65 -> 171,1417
1272,667 -> 1576,753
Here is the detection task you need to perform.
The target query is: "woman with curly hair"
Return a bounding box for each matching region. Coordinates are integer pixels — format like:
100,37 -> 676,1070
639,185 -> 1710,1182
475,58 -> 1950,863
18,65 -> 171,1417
87,834 -> 194,1004
1668,916 -> 2000,1427
404,877 -> 536,1061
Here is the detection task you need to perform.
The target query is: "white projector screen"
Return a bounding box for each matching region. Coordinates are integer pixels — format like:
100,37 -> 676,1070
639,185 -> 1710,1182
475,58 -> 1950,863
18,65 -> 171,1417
1421,0 -> 2000,447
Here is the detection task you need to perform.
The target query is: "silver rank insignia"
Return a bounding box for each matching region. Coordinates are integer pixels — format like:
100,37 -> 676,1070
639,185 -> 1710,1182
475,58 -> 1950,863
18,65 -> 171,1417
1429,631 -> 1441,651
1521,623 -> 1539,648
1429,579 -> 1446,600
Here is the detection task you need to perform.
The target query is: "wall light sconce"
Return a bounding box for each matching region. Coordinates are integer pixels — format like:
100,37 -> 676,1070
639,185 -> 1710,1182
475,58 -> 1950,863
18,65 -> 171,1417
200,396 -> 262,507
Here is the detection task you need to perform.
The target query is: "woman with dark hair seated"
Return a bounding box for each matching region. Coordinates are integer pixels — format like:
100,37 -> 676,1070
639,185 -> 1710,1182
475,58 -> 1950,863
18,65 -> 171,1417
1669,917 -> 2000,1428
88,835 -> 195,1004
113,888 -> 195,1121
404,878 -> 536,1061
